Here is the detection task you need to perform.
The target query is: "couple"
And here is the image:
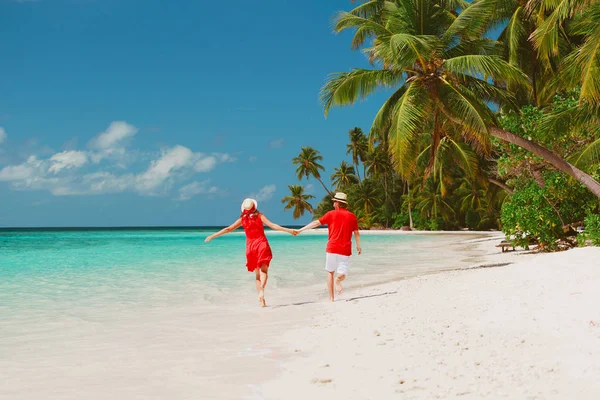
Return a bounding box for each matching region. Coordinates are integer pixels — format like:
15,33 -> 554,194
204,192 -> 362,307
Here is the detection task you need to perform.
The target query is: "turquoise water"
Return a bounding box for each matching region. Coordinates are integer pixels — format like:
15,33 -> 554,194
0,228 -> 486,399
0,228 -> 475,315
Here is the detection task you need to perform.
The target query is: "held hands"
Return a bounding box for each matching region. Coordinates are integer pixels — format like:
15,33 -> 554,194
204,235 -> 213,243
290,229 -> 300,236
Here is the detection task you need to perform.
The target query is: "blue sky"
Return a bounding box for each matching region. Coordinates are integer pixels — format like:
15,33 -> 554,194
0,0 -> 392,227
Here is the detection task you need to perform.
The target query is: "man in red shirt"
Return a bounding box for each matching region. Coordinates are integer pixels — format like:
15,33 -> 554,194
297,192 -> 361,302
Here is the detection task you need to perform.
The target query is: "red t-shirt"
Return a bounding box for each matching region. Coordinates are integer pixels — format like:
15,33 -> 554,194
318,208 -> 359,256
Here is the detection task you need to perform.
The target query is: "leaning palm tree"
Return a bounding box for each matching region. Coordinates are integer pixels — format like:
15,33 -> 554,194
331,161 -> 359,190
292,146 -> 333,195
281,185 -> 315,220
320,0 -> 600,198
346,127 -> 369,182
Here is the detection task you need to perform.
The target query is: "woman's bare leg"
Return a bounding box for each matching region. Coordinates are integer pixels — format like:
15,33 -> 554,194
255,269 -> 262,304
258,264 -> 268,307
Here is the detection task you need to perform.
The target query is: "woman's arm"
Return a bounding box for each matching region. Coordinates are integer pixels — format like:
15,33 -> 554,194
260,214 -> 295,235
205,219 -> 242,242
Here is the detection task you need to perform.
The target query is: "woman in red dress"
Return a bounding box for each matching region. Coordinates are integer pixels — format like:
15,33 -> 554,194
204,198 -> 295,307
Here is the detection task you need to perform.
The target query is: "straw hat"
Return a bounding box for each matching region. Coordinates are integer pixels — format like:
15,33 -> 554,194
241,198 -> 258,212
332,192 -> 348,204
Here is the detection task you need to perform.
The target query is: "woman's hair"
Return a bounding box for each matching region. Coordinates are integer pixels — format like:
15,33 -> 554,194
240,209 -> 260,218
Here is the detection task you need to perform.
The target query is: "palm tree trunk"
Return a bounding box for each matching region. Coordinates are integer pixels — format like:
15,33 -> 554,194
407,181 -> 414,230
488,178 -> 514,194
490,127 -> 600,198
355,161 -> 362,184
317,178 -> 333,196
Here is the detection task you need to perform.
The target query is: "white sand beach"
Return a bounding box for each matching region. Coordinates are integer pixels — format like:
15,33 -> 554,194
259,238 -> 600,400
1,232 -> 599,400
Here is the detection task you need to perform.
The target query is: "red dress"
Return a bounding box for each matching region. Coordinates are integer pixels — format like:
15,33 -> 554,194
241,212 -> 273,272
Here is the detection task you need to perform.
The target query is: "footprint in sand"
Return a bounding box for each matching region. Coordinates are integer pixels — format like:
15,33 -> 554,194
311,378 -> 333,384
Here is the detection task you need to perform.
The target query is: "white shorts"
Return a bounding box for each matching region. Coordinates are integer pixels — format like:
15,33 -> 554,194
325,252 -> 350,276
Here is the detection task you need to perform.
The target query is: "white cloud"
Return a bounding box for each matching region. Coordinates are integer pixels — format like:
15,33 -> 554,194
0,156 -> 45,181
89,121 -> 138,150
48,151 -> 88,174
0,127 -> 6,145
88,121 -> 138,163
0,121 -> 237,197
81,172 -> 136,195
251,184 -> 276,202
194,152 -> 235,173
269,139 -> 285,149
194,155 -> 217,172
177,180 -> 218,201
214,153 -> 236,162
135,145 -> 194,193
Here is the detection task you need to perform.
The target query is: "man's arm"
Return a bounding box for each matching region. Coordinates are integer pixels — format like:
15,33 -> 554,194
354,230 -> 362,255
297,220 -> 322,233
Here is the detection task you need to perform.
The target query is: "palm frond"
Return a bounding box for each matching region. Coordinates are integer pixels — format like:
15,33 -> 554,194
504,6 -> 526,66
437,78 -> 493,153
530,0 -> 578,64
443,54 -> 530,88
388,81 -> 429,174
569,137 -> 600,168
320,69 -> 403,115
575,30 -> 600,103
370,86 -> 407,142
442,0 -> 495,43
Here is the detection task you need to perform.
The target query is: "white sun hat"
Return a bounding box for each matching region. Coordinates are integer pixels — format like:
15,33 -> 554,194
241,198 -> 258,212
332,192 -> 348,204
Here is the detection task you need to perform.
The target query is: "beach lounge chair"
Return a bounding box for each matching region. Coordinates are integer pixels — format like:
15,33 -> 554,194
496,240 -> 515,252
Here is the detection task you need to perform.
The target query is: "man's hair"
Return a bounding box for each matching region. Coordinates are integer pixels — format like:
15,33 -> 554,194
335,201 -> 348,209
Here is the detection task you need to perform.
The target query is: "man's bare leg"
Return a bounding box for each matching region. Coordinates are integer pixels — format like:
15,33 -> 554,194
335,274 -> 345,295
258,264 -> 268,307
327,271 -> 335,302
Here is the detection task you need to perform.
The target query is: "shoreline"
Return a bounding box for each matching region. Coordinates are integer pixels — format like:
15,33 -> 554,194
3,232 -> 598,400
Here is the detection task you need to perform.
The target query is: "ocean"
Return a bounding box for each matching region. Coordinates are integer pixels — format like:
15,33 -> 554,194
0,228 -> 487,399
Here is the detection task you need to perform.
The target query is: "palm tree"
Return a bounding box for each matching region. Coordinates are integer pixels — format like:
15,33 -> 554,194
415,134 -> 481,197
364,144 -> 391,179
320,0 -> 600,198
535,1 -> 600,126
346,127 -> 368,182
415,179 -> 456,221
281,185 -> 315,220
353,180 -> 380,216
470,0 -> 563,106
331,161 -> 359,190
292,146 -> 333,196
454,177 -> 487,214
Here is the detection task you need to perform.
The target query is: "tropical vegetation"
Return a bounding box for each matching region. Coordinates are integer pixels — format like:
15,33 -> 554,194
281,0 -> 600,251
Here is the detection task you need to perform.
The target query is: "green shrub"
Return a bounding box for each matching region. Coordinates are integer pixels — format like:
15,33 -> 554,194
465,209 -> 480,230
501,183 -> 562,250
581,213 -> 600,246
501,170 -> 599,251
392,212 -> 410,229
